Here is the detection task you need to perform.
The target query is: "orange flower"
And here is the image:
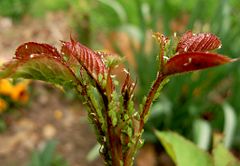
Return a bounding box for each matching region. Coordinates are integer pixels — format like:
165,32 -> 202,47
0,98 -> 8,113
10,80 -> 30,103
0,79 -> 30,103
0,79 -> 13,96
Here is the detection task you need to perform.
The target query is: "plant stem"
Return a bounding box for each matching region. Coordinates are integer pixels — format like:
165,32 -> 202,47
139,32 -> 167,131
139,73 -> 167,132
101,93 -> 122,166
123,73 -> 166,166
159,36 -> 165,72
107,119 -> 120,166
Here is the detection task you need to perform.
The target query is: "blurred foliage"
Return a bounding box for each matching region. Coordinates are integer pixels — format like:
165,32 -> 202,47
0,0 -> 69,20
0,79 -> 30,132
28,140 -> 69,166
0,0 -> 31,20
161,0 -> 240,149
67,0 -> 92,45
29,0 -> 69,17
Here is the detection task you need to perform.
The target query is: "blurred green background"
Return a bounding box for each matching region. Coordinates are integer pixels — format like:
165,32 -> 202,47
0,0 -> 240,165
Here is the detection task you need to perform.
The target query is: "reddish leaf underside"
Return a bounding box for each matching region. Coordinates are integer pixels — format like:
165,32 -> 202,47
163,52 -> 233,76
176,31 -> 221,53
15,42 -> 61,60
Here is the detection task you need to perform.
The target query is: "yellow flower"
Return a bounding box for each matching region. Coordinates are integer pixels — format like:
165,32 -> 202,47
0,79 -> 13,96
0,98 -> 8,113
10,80 -> 30,103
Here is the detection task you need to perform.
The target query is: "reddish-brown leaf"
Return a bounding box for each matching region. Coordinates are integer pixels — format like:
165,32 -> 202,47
163,52 -> 233,76
177,31 -> 193,45
61,38 -> 111,90
61,39 -> 107,75
176,32 -> 221,53
15,42 -> 61,60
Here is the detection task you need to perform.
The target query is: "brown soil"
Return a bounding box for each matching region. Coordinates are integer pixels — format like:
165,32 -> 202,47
0,82 -> 103,166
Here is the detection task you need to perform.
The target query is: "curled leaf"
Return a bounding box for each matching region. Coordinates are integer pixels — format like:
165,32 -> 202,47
163,52 -> 233,76
176,31 -> 221,53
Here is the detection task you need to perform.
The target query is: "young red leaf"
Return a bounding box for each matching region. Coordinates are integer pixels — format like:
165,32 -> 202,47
61,40 -> 107,76
121,69 -> 136,101
176,31 -> 221,53
61,39 -> 112,90
177,31 -> 193,44
163,52 -> 233,76
15,42 -> 61,60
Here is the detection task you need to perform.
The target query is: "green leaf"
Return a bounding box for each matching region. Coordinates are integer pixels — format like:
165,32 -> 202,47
0,56 -> 77,88
97,0 -> 127,23
213,144 -> 240,166
155,131 -> 213,166
27,140 -> 67,166
41,140 -> 58,166
28,151 -> 41,166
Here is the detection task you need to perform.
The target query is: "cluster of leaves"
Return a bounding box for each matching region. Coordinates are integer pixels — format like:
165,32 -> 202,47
0,30 -> 236,166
